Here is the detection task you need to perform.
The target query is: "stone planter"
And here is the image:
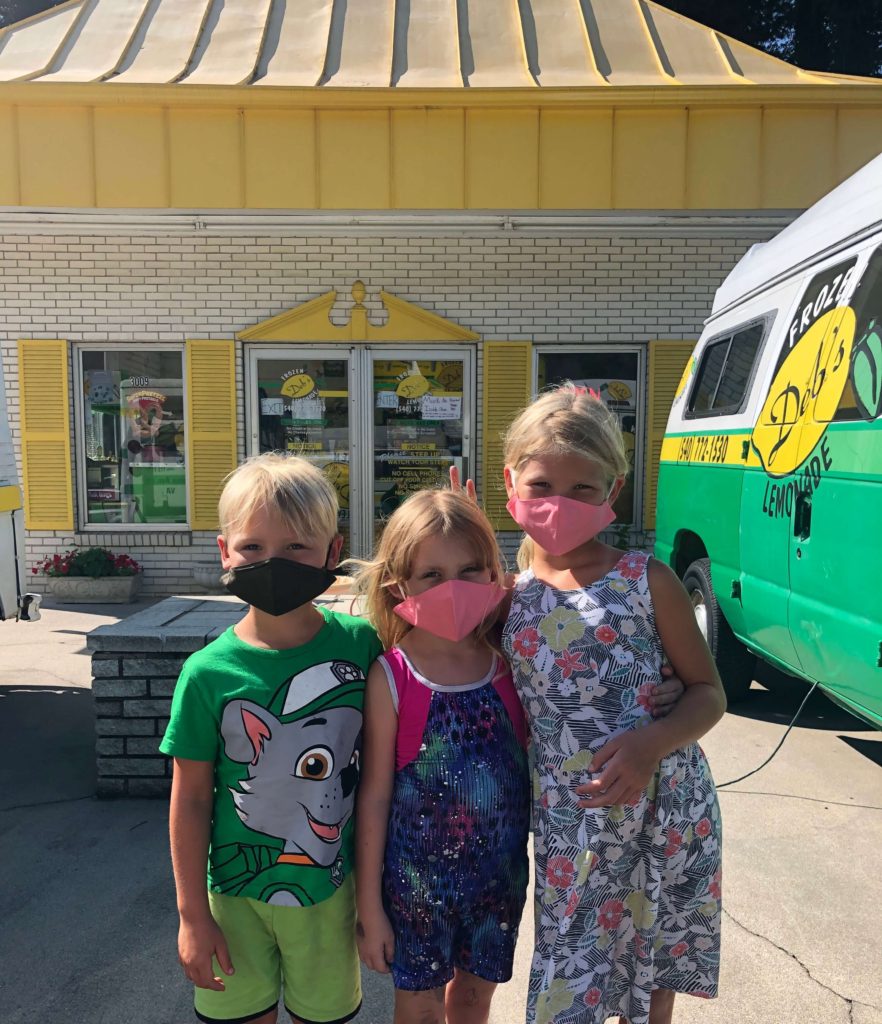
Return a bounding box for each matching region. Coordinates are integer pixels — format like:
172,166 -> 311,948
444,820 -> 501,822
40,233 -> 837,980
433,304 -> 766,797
192,562 -> 224,591
47,574 -> 142,604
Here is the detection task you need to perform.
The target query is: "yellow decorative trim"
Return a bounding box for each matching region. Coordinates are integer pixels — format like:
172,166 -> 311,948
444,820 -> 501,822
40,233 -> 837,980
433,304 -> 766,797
237,282 -> 479,343
2,83 -> 882,109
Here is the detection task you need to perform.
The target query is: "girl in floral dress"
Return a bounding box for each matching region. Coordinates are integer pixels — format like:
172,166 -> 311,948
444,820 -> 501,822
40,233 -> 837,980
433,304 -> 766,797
501,385 -> 726,1024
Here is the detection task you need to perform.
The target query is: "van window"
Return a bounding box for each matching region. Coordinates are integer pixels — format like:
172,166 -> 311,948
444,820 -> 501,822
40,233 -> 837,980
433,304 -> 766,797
687,321 -> 765,417
824,246 -> 882,423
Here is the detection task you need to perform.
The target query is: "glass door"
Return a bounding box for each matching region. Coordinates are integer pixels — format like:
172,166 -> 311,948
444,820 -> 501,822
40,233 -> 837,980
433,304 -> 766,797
247,349 -> 356,555
366,350 -> 473,549
247,346 -> 474,557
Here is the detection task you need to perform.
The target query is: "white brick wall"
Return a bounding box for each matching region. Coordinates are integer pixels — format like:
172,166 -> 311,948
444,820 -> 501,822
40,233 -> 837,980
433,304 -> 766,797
1,231 -> 766,594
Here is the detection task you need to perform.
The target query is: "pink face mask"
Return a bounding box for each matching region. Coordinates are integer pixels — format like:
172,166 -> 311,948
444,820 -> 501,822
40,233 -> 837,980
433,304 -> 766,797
506,481 -> 617,556
393,579 -> 507,642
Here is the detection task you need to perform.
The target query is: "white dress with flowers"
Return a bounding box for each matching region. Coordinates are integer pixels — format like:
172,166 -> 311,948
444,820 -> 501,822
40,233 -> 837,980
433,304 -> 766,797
503,551 -> 721,1024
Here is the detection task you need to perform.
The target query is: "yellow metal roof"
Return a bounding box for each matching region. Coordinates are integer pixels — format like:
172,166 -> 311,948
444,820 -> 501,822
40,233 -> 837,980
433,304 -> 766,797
0,0 -> 857,87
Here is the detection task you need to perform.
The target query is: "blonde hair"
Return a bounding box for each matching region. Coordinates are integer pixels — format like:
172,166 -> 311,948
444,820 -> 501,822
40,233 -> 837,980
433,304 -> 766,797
503,383 -> 630,570
350,489 -> 504,650
218,453 -> 338,543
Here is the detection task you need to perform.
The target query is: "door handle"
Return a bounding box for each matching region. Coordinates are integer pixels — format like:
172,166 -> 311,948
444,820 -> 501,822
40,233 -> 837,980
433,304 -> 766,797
794,493 -> 812,540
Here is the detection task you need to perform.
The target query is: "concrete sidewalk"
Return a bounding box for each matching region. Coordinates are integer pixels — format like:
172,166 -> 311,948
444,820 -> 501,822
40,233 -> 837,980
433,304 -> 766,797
2,599 -> 881,1024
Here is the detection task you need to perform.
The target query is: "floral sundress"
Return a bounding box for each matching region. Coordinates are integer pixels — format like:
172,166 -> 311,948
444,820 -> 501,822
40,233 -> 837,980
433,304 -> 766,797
503,551 -> 721,1024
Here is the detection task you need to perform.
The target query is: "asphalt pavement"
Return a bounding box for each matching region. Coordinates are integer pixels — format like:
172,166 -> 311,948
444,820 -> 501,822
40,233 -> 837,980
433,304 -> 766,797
1,599 -> 881,1024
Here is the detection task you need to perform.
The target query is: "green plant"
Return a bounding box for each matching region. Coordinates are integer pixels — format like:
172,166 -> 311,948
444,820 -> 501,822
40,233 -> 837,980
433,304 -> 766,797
33,547 -> 142,578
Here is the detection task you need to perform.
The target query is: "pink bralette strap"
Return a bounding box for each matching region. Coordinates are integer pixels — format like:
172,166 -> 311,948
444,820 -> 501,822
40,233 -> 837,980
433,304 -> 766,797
378,648 -> 432,772
491,660 -> 529,750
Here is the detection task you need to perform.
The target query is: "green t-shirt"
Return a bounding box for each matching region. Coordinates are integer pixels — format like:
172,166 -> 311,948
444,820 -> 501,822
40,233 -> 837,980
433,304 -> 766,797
160,607 -> 381,907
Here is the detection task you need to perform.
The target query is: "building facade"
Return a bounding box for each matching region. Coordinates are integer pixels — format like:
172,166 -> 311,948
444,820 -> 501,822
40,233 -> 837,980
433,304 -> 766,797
2,0 -> 882,592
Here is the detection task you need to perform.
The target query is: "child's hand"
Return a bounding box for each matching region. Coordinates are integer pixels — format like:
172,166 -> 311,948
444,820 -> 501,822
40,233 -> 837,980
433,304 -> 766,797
449,465 -> 477,501
574,732 -> 661,809
356,908 -> 395,974
178,915 -> 234,991
652,666 -> 686,718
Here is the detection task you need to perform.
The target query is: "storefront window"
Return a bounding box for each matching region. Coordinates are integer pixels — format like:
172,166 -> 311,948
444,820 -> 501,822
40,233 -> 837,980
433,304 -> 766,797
79,350 -> 186,526
537,350 -> 641,524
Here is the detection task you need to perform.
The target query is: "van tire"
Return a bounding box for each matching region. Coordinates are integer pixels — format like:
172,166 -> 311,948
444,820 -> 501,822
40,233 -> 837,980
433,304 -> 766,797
682,558 -> 754,703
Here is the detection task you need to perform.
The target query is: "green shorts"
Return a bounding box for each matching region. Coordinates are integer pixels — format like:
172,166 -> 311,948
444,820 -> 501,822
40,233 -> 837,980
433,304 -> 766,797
194,874 -> 360,1024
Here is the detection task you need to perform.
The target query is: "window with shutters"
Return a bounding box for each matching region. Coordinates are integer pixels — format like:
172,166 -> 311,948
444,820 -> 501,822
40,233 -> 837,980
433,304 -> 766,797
76,348 -> 187,526
536,348 -> 643,525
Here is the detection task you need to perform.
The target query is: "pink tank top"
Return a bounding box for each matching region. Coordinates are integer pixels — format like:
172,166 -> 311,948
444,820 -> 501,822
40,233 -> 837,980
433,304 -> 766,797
378,648 -> 529,771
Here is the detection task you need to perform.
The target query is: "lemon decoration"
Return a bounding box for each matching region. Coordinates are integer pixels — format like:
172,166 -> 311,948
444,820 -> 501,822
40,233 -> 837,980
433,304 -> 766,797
323,462 -> 350,509
396,361 -> 430,399
280,373 -> 316,399
752,306 -> 856,477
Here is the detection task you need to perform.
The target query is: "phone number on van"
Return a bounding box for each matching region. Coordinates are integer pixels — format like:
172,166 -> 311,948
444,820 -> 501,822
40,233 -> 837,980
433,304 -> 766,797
676,434 -> 731,465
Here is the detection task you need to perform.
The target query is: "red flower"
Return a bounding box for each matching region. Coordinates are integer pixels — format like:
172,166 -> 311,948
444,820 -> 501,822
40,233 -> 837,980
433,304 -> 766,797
709,869 -> 722,899
665,828 -> 683,858
554,649 -> 586,679
636,682 -> 655,712
584,988 -> 602,1007
695,818 -> 712,838
564,888 -> 580,918
597,898 -> 624,930
618,553 -> 645,580
594,624 -> 618,644
671,942 -> 688,957
513,627 -> 541,659
546,856 -> 575,889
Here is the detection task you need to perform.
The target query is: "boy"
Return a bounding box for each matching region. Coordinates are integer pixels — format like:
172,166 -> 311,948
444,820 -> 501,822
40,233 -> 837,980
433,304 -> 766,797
160,454 -> 381,1024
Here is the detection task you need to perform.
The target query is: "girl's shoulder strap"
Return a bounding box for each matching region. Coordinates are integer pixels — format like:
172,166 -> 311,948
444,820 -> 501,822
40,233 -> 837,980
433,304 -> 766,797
379,647 -> 433,771
491,657 -> 529,750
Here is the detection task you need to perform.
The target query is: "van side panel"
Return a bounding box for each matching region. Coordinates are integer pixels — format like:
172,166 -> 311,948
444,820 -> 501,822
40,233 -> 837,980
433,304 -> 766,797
788,421 -> 882,726
656,437 -> 747,636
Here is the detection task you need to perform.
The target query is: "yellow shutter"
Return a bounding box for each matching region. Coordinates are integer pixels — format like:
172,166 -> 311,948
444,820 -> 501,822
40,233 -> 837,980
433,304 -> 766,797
644,340 -> 696,530
186,340 -> 238,531
483,342 -> 532,529
17,340 -> 73,530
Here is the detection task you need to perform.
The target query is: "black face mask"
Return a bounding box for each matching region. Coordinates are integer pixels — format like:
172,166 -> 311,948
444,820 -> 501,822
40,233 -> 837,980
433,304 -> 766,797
221,554 -> 336,617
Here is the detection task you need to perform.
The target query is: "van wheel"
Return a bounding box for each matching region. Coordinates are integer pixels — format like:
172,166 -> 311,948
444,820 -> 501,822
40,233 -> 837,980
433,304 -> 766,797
682,558 -> 754,703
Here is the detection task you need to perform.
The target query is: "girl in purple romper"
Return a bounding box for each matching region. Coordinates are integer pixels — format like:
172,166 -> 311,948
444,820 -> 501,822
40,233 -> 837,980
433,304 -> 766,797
354,489 -> 530,1024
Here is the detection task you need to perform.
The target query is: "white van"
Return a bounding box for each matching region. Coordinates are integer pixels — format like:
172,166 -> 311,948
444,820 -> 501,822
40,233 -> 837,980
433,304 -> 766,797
0,361 -> 40,622
656,152 -> 882,727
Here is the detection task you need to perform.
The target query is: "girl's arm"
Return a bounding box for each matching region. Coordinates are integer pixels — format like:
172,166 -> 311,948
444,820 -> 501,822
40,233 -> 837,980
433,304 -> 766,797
578,559 -> 727,808
355,660 -> 398,974
169,758 -> 234,990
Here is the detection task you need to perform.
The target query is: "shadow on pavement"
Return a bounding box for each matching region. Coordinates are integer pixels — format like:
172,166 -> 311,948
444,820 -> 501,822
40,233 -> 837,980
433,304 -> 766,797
722,663 -> 882,774
838,735 -> 882,767
0,685 -> 96,808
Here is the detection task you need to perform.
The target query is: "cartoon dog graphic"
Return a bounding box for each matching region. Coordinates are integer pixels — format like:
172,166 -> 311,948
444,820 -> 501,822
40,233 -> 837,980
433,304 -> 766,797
211,661 -> 365,906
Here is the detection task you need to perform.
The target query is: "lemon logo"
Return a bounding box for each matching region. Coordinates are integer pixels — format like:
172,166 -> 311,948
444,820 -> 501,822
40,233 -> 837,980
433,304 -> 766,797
323,462 -> 349,509
437,362 -> 463,390
607,380 -> 632,401
281,373 -> 316,399
752,306 -> 856,477
396,373 -> 430,399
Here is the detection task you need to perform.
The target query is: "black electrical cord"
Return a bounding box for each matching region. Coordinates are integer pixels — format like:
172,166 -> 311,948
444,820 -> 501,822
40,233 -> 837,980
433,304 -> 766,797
716,679 -> 821,788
